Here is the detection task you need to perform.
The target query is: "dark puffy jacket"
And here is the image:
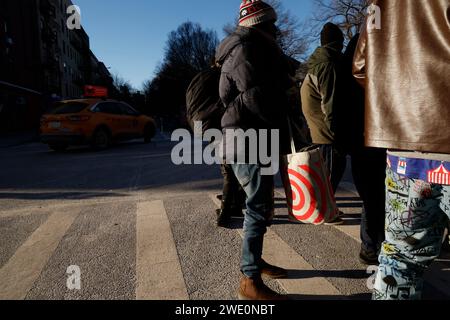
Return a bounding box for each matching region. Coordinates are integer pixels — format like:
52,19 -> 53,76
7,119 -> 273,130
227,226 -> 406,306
215,27 -> 291,132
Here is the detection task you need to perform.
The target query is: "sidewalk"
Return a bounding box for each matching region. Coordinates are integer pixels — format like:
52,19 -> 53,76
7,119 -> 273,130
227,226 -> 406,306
0,132 -> 39,148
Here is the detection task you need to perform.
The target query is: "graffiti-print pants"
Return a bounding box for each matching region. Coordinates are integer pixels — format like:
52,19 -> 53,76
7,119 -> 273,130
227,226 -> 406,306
372,166 -> 450,300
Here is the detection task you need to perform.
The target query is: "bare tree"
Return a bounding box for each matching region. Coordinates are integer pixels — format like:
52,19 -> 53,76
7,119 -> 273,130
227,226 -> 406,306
141,79 -> 152,95
112,73 -> 125,89
111,73 -> 134,102
312,0 -> 370,40
112,73 -> 132,91
223,0 -> 309,60
165,22 -> 219,73
144,22 -> 219,122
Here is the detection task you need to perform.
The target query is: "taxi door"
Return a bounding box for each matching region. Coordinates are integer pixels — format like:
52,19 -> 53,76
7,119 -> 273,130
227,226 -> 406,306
117,103 -> 141,137
94,102 -> 127,137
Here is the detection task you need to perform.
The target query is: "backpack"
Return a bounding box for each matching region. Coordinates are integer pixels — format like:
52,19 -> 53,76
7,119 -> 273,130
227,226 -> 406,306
186,65 -> 224,133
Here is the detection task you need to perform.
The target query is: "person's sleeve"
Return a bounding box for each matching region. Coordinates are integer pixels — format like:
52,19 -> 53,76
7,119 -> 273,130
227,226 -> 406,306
353,25 -> 367,87
318,63 -> 338,133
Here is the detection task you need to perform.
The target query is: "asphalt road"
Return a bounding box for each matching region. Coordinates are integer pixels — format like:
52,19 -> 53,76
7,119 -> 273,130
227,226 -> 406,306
0,138 -> 449,300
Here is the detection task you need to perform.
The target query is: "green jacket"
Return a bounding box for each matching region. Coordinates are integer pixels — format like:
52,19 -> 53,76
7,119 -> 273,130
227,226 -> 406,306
300,45 -> 342,145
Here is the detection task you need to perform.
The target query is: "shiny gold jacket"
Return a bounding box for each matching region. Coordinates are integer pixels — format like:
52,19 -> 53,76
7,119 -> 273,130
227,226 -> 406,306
353,0 -> 450,154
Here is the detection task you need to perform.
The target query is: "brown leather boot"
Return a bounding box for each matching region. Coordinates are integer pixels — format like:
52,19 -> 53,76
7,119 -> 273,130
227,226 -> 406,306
238,276 -> 288,300
261,260 -> 288,279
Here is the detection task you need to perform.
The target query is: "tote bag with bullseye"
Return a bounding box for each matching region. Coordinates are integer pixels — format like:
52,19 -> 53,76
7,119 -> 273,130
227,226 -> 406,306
286,120 -> 338,225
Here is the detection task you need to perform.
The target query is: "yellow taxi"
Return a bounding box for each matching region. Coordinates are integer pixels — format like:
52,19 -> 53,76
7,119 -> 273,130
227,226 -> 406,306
40,99 -> 156,151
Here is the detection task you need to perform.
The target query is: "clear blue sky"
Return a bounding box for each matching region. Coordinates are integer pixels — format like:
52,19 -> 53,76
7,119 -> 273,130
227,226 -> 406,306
73,0 -> 314,90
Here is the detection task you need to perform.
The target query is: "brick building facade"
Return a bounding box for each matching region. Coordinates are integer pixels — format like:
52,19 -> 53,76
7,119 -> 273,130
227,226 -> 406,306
0,0 -> 114,133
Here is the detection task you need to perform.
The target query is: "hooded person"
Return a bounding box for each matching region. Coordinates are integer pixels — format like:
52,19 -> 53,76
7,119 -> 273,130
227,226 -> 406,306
300,22 -> 346,223
215,0 -> 292,301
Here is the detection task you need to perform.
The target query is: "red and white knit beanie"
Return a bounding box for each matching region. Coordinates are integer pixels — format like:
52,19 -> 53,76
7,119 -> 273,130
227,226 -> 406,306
239,0 -> 277,27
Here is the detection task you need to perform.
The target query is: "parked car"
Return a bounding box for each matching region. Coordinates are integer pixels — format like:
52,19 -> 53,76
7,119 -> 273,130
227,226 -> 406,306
40,99 -> 156,151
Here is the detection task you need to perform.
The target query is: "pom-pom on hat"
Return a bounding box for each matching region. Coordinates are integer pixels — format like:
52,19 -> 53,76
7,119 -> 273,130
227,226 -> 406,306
239,0 -> 277,27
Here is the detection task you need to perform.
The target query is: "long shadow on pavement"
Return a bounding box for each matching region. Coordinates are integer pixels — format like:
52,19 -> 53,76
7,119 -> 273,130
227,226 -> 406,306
286,269 -> 369,280
0,191 -> 127,200
287,292 -> 371,300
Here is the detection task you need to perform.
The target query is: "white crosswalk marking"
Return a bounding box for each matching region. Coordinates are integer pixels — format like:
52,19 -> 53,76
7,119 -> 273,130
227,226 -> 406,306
136,200 -> 189,300
251,230 -> 341,298
209,194 -> 342,299
1,189 -> 447,300
0,209 -> 80,300
335,183 -> 365,243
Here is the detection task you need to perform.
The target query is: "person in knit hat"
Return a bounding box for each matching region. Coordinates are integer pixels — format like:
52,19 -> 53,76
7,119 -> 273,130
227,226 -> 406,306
215,0 -> 292,300
238,0 -> 277,27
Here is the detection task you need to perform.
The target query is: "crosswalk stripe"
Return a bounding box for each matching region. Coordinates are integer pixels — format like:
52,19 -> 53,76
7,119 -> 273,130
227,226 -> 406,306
0,209 -> 80,300
136,200 -> 188,300
334,225 -> 361,243
334,184 -> 371,245
209,194 -> 341,298
333,185 -> 364,244
245,229 -> 342,298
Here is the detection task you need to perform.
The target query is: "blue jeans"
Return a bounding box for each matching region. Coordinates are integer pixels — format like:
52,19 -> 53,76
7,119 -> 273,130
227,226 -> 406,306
373,166 -> 450,300
231,164 -> 274,278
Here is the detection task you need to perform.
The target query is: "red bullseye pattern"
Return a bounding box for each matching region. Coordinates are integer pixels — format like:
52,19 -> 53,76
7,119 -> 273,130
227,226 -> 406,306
288,161 -> 334,225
